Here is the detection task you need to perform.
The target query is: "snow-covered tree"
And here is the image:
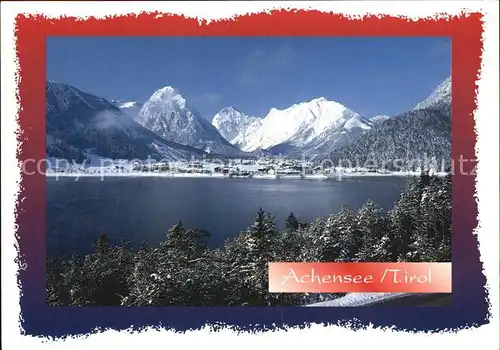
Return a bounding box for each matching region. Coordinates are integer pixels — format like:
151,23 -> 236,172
355,200 -> 392,262
46,174 -> 452,307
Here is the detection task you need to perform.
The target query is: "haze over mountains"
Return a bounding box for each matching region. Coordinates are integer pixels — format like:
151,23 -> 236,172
46,75 -> 451,166
46,82 -> 206,163
111,100 -> 143,120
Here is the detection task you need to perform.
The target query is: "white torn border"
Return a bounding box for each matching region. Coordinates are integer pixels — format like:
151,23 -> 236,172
0,1 -> 498,349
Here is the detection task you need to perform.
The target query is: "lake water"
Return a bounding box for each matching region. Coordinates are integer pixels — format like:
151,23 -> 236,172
46,176 -> 410,255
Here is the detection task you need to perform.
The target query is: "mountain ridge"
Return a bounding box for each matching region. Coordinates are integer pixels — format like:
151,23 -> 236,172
212,97 -> 372,156
325,76 -> 452,169
46,81 -> 207,162
135,86 -> 244,156
413,75 -> 451,117
48,75 -> 451,163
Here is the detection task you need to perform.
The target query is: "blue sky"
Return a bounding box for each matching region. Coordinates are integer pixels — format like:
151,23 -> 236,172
46,36 -> 450,119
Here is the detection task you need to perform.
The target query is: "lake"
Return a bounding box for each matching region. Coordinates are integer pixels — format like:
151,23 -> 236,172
46,176 -> 410,255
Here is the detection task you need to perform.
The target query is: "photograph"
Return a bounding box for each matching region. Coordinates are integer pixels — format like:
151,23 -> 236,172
44,36 -> 452,307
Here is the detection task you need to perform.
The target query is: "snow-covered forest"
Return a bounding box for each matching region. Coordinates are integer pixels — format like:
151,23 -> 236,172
46,173 -> 452,306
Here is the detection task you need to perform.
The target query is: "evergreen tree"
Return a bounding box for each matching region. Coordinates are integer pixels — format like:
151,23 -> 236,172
222,208 -> 280,306
390,178 -> 421,261
299,218 -> 326,261
46,256 -> 66,306
285,212 -> 300,231
46,174 -> 452,307
63,253 -> 86,305
333,206 -> 361,261
355,200 -> 390,262
123,242 -> 158,305
279,225 -> 304,262
92,233 -> 110,257
406,174 -> 451,262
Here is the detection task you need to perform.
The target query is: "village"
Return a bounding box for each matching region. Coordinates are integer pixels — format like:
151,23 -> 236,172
140,157 -> 331,179
45,155 -> 402,179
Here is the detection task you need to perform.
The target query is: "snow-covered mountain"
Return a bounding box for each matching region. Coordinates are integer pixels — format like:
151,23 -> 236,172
211,107 -> 262,151
112,100 -> 144,119
212,76 -> 451,158
293,113 -> 373,158
413,75 -> 451,116
328,108 -> 451,170
49,75 -> 451,162
136,86 -> 243,156
212,97 -> 372,157
46,82 -> 207,162
326,77 -> 452,170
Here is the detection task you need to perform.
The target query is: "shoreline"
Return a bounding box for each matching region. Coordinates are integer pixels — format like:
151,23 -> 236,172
45,171 -> 446,179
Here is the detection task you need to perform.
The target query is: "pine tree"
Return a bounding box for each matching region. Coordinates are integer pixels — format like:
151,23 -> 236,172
112,239 -> 133,301
279,225 -> 304,262
299,218 -> 326,261
390,178 -> 421,261
46,256 -> 66,306
333,206 -> 361,262
92,233 -> 110,257
165,221 -> 186,251
285,212 -> 300,231
355,200 -> 390,262
123,242 -> 161,306
406,174 -> 452,262
46,174 -> 452,307
226,208 -> 279,306
250,207 -> 276,241
63,253 -> 86,305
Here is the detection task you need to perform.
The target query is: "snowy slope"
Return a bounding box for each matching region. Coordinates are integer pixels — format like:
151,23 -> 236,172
211,107 -> 262,150
328,108 -> 451,169
212,97 -> 372,156
369,115 -> 392,124
46,82 -> 207,162
413,75 -> 451,116
136,86 -> 243,156
304,292 -> 449,307
304,292 -> 414,307
294,114 -> 373,158
344,115 -> 372,130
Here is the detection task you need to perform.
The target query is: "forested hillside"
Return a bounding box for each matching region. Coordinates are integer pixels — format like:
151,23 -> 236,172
327,109 -> 451,171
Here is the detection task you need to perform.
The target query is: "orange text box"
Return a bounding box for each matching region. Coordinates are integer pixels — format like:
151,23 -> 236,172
268,262 -> 451,293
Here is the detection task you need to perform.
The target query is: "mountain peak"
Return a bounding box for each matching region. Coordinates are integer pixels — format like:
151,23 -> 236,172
150,86 -> 186,108
219,106 -> 242,115
414,75 -> 451,112
213,95 -> 362,154
311,97 -> 327,103
136,87 -> 242,156
157,85 -> 177,93
295,97 -> 347,111
45,81 -> 206,162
